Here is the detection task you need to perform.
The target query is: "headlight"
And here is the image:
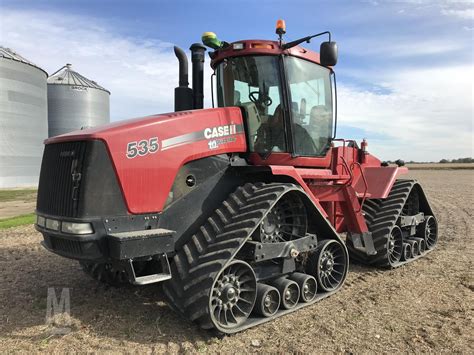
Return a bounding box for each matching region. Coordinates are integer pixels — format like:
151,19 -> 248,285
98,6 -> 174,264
37,215 -> 46,227
61,222 -> 94,235
45,218 -> 60,231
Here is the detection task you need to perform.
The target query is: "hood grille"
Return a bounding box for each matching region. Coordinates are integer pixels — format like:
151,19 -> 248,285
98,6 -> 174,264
37,141 -> 87,217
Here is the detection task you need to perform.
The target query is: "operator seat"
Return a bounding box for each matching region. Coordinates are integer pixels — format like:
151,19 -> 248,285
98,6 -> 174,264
254,104 -> 316,155
309,105 -> 332,152
234,90 -> 242,106
254,105 -> 285,152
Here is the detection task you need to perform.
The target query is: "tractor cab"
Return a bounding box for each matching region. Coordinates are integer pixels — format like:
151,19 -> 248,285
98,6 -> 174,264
204,21 -> 338,160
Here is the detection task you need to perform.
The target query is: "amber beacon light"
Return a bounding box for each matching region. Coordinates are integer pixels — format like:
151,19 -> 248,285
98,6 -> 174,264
276,19 -> 286,35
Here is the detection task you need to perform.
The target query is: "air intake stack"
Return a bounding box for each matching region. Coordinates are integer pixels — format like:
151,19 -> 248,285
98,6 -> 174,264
190,43 -> 206,110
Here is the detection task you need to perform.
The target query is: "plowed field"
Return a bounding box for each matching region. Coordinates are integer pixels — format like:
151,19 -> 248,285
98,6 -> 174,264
0,170 -> 472,352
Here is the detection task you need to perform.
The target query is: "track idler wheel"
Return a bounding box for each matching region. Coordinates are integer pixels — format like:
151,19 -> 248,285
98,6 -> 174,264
209,260 -> 257,331
307,239 -> 348,292
387,226 -> 404,266
401,243 -> 412,261
254,284 -> 280,317
289,272 -> 317,302
418,215 -> 438,250
272,278 -> 300,309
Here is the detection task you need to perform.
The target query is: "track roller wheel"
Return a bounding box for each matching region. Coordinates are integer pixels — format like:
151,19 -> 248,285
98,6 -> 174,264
308,239 -> 348,292
412,237 -> 426,253
401,243 -> 412,261
272,278 -> 300,309
254,284 -> 280,317
289,272 -> 317,302
209,260 -> 257,331
405,239 -> 419,257
418,215 -> 438,250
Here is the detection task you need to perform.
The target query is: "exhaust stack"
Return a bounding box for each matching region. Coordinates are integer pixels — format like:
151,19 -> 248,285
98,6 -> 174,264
173,46 -> 193,112
190,43 -> 206,109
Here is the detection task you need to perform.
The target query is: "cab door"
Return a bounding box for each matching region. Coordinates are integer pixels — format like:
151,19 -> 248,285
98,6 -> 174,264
284,56 -> 334,157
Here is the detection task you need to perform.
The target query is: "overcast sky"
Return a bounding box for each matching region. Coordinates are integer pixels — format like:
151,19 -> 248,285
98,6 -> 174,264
1,0 -> 472,161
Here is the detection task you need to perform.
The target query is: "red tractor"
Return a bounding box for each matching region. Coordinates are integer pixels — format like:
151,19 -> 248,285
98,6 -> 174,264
35,21 -> 438,334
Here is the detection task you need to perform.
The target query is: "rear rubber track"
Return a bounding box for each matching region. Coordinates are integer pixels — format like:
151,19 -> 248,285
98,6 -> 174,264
347,179 -> 437,268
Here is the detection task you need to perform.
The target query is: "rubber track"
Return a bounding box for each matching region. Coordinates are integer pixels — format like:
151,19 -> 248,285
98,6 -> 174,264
347,179 -> 434,267
162,182 -> 307,332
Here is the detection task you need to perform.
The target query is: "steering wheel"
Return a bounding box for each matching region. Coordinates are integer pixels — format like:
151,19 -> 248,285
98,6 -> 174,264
249,91 -> 272,107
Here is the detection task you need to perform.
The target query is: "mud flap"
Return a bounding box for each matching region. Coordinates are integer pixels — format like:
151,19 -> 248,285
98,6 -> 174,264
349,232 -> 377,255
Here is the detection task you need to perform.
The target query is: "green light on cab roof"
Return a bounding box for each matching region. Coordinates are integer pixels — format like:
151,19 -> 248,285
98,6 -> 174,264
202,32 -> 222,50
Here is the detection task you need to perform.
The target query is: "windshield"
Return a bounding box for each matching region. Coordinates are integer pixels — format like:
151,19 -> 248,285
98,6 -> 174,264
285,56 -> 333,156
216,56 -> 286,152
216,55 -> 334,156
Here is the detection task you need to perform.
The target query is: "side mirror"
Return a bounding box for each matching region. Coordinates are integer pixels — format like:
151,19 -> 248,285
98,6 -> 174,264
320,41 -> 338,66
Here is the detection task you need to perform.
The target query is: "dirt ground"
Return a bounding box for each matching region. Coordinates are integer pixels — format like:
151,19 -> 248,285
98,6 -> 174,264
406,163 -> 474,170
0,170 -> 472,353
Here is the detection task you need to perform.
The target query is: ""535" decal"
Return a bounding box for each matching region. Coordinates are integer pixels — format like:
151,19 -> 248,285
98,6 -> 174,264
126,137 -> 159,159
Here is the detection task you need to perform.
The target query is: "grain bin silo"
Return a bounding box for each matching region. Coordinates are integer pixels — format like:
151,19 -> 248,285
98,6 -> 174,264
47,64 -> 110,137
0,47 -> 48,188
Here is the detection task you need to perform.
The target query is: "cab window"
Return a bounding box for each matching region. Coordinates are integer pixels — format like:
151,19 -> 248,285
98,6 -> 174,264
285,56 -> 333,156
216,56 -> 286,152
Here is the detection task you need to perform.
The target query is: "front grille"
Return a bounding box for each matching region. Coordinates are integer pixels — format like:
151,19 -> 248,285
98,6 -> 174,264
50,236 -> 83,255
37,140 -> 127,218
37,141 -> 87,218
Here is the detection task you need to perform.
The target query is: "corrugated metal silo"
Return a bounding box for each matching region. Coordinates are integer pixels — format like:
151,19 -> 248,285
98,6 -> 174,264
47,64 -> 110,137
0,47 -> 48,188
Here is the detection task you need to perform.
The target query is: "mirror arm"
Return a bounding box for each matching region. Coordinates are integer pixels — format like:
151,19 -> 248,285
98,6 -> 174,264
211,71 -> 216,108
332,70 -> 338,139
282,31 -> 332,50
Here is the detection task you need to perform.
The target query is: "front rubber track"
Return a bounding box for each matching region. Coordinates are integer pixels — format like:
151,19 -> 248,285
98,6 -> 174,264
162,182 -> 345,333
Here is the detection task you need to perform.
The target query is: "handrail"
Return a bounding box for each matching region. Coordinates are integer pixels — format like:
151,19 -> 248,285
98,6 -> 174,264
339,156 -> 353,186
332,138 -> 358,169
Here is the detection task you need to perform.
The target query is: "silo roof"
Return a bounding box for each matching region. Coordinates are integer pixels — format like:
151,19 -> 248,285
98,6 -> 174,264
0,46 -> 48,76
48,64 -> 110,94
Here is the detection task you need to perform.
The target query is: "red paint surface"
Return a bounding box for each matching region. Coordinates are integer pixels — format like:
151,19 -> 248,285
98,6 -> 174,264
260,144 -> 408,234
47,107 -> 246,214
210,40 -> 323,68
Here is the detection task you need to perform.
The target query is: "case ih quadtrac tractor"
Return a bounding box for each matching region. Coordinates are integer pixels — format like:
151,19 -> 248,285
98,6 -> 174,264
35,21 -> 438,333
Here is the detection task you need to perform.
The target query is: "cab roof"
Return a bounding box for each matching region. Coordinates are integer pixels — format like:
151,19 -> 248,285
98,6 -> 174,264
209,39 -> 322,69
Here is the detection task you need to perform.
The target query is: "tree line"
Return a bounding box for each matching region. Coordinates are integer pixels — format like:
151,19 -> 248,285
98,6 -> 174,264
438,158 -> 474,164
384,158 -> 473,164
